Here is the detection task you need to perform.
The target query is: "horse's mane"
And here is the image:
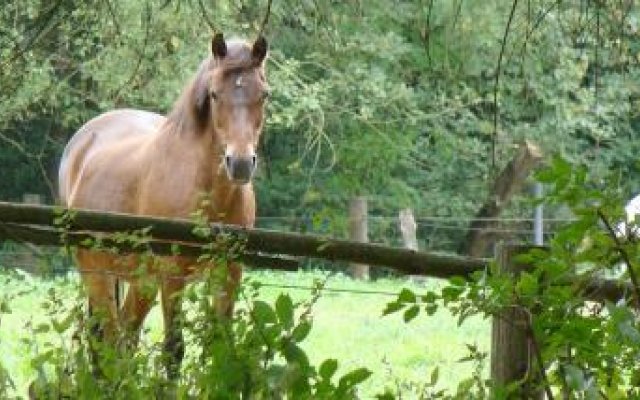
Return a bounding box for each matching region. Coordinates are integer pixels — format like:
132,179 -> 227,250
164,39 -> 261,135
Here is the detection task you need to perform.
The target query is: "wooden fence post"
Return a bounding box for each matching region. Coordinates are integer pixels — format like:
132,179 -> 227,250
348,196 -> 369,279
491,243 -> 544,399
399,208 -> 418,251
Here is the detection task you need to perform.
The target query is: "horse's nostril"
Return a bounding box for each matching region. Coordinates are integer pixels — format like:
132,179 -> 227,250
225,155 -> 232,168
251,155 -> 257,167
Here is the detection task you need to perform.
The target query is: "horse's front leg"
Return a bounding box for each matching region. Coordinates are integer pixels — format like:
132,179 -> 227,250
77,251 -> 120,340
120,279 -> 158,351
214,262 -> 243,318
161,276 -> 186,379
77,250 -> 121,377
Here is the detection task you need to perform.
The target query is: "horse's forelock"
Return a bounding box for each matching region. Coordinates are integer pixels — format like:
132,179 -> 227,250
215,39 -> 267,73
167,39 -> 265,132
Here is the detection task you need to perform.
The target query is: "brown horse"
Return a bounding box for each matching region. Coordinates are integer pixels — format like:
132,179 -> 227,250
58,33 -> 269,374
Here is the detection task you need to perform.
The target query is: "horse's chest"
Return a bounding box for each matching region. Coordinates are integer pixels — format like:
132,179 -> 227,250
207,188 -> 255,226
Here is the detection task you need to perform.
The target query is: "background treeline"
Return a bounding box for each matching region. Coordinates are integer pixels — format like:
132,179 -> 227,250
2,0 -> 639,251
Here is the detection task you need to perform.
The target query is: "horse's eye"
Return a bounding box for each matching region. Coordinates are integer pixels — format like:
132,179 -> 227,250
210,91 -> 218,101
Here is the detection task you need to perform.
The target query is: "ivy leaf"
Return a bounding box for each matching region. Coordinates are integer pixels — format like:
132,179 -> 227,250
565,364 -> 587,390
398,288 -> 416,303
441,286 -> 463,304
291,320 -> 312,342
319,358 -> 338,380
403,305 -> 420,322
253,300 -> 277,325
33,323 -> 50,334
338,367 -> 372,390
276,294 -> 294,329
516,272 -> 538,297
283,342 -> 309,369
449,276 -> 466,287
52,314 -> 74,334
430,366 -> 439,386
382,301 -> 404,316
421,291 -> 438,303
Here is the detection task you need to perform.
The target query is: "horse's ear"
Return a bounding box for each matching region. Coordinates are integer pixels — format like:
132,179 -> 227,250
212,33 -> 227,59
252,36 -> 268,65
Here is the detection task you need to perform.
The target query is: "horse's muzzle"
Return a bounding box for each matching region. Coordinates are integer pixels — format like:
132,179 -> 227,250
225,155 -> 257,184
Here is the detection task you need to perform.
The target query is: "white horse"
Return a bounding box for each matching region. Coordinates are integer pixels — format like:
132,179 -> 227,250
615,194 -> 640,238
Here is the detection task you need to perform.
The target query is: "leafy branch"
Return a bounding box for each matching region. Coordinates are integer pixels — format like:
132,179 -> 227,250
596,209 -> 640,310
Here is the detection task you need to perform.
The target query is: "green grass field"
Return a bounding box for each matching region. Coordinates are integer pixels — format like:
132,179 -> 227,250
0,269 -> 490,398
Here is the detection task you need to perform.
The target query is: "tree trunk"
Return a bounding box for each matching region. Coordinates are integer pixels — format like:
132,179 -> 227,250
461,140 -> 543,257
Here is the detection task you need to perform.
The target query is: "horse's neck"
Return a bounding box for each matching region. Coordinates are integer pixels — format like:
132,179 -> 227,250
147,124 -> 251,225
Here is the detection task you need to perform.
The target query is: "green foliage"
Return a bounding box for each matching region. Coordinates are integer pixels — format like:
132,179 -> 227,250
6,0 -> 640,397
384,156 -> 640,397
19,272 -> 373,399
2,218 -> 372,399
4,1 -> 640,251
0,274 -> 17,399
0,266 -> 490,398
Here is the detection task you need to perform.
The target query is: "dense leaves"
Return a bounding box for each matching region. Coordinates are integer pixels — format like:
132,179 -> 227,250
3,1 -> 640,250
14,258 -> 373,399
4,0 -> 640,398
384,157 -> 640,397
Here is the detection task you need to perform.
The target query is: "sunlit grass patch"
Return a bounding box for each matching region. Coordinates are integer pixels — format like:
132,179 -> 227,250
0,269 -> 490,398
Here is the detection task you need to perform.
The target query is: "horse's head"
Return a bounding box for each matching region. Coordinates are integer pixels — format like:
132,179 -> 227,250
194,33 -> 269,185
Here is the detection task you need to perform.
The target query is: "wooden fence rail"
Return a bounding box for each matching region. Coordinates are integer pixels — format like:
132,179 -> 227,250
0,201 -> 488,278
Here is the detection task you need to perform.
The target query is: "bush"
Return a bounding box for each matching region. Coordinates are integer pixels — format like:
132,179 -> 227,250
19,269 -> 371,399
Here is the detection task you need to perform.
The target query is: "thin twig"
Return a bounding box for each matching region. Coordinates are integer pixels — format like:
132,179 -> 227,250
256,0 -> 273,37
519,0 -> 560,59
103,0 -> 122,35
493,0 -> 520,171
424,0 -> 434,65
111,1 -> 153,102
36,156 -> 56,200
597,209 -> 640,310
0,0 -> 65,72
557,349 -> 570,399
0,132 -> 29,157
521,308 -> 554,400
505,296 -> 554,399
451,0 -> 464,31
197,0 -> 215,30
594,0 -> 601,109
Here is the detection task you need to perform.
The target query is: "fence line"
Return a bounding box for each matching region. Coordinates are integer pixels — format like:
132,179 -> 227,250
0,262 -> 408,297
0,202 -> 491,278
255,282 -> 401,296
256,215 -> 576,222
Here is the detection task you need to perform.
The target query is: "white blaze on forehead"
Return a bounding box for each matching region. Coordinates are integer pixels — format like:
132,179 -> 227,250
231,73 -> 252,104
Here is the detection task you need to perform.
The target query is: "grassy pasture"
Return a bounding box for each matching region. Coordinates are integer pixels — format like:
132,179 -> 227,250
0,268 -> 490,398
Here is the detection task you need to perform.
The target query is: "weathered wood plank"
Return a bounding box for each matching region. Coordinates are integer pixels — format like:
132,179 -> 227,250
462,140 -> 543,257
0,201 -> 489,278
